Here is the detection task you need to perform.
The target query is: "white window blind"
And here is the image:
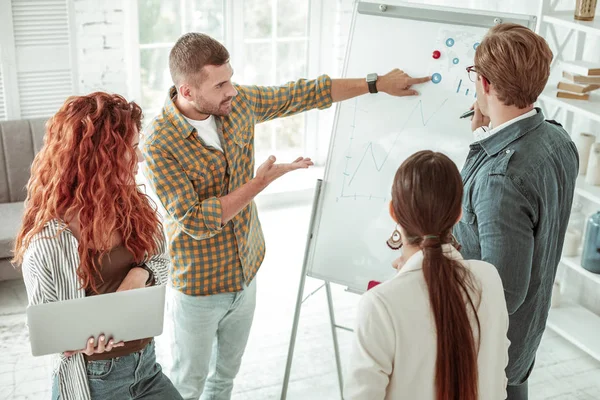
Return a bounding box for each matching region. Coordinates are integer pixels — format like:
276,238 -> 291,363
0,0 -> 76,120
0,69 -> 6,120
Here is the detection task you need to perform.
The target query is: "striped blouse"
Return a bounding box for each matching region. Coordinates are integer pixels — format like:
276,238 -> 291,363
21,219 -> 170,400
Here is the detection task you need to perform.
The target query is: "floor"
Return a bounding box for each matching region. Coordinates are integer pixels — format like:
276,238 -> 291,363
1,204 -> 600,399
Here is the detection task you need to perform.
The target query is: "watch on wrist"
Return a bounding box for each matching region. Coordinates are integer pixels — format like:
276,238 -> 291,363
138,264 -> 154,285
366,73 -> 378,94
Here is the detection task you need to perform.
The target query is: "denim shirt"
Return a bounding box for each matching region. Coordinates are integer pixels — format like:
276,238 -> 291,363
453,109 -> 578,384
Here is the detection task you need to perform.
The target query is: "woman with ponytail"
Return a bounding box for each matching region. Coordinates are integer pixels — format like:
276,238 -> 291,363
345,150 -> 509,400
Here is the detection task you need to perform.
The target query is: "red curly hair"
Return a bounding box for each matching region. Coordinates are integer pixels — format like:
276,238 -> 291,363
13,92 -> 162,293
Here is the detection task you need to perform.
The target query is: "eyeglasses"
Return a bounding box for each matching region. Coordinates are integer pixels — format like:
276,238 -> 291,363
466,65 -> 490,84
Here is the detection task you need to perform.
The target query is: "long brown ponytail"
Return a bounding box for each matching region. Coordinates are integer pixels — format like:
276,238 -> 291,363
391,151 -> 481,400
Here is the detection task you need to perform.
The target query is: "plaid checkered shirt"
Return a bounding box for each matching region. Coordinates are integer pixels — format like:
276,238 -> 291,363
142,76 -> 333,295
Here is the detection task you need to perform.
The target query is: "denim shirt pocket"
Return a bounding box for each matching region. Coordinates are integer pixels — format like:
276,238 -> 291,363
489,148 -> 515,176
461,208 -> 477,225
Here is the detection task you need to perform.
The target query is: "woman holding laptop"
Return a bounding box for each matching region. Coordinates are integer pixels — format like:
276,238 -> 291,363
13,93 -> 182,400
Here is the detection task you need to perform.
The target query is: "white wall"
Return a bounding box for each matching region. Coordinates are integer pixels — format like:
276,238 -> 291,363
72,0 -> 128,95
69,0 -> 599,99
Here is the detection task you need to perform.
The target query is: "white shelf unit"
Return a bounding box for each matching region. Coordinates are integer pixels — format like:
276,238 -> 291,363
537,0 -> 600,364
575,175 -> 600,204
543,11 -> 600,35
547,303 -> 600,362
539,88 -> 600,123
561,255 -> 600,286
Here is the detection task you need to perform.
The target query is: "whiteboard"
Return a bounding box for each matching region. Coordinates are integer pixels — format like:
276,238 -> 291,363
306,1 -> 536,293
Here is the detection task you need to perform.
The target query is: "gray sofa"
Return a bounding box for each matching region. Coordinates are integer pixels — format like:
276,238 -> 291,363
0,118 -> 47,281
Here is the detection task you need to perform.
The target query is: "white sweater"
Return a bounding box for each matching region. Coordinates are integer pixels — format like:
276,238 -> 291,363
345,245 -> 510,400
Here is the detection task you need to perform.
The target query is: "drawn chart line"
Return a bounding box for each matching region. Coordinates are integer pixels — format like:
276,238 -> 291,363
346,97 -> 448,188
340,99 -> 362,196
339,194 -> 387,201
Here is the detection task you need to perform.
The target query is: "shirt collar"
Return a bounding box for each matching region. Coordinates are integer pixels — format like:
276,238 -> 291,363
397,244 -> 464,275
474,107 -> 545,157
163,86 -> 196,139
473,108 -> 538,142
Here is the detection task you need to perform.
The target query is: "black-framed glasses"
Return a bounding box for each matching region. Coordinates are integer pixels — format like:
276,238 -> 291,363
466,65 -> 490,84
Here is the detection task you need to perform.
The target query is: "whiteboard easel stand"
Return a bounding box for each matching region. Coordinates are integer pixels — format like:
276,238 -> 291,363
280,4 -> 538,400
280,179 -> 351,400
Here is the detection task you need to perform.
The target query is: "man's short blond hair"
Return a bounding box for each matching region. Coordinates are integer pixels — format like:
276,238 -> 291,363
475,23 -> 553,108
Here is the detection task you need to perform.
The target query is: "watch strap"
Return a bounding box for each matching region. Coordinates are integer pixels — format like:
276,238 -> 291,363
368,79 -> 378,94
138,264 -> 154,285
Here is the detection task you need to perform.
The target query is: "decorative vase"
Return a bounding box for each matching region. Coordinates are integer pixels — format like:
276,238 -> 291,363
575,0 -> 598,21
574,133 -> 595,175
563,202 -> 585,257
551,281 -> 561,308
581,211 -> 600,274
562,230 -> 581,257
585,143 -> 600,186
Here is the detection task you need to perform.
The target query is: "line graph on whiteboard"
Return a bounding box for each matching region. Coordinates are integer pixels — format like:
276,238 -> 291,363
334,28 -> 482,202
337,96 -> 449,202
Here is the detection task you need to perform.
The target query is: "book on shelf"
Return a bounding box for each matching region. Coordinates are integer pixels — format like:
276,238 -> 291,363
563,71 -> 600,85
562,60 -> 600,76
556,91 -> 590,100
557,81 -> 600,94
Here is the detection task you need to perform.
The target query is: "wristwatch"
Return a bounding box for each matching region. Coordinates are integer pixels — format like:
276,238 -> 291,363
366,73 -> 378,94
137,264 -> 154,285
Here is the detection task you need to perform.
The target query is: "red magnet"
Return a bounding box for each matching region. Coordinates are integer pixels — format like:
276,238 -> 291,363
432,50 -> 441,59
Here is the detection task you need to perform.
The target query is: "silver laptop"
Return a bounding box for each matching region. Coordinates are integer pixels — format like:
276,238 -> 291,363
26,285 -> 166,357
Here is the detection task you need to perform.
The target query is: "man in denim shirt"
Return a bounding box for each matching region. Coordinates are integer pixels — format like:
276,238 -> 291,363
453,24 -> 578,400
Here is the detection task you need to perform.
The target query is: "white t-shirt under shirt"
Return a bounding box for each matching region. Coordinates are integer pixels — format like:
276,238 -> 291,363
183,114 -> 224,152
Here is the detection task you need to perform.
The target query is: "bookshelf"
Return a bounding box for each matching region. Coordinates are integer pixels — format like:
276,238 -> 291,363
537,0 -> 600,363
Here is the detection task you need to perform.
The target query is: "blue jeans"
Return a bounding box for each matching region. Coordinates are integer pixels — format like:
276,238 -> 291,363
168,279 -> 256,400
52,341 -> 181,399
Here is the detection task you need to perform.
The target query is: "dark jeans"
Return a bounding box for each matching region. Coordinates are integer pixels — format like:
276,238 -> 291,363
52,340 -> 182,399
507,380 -> 528,400
506,358 -> 535,400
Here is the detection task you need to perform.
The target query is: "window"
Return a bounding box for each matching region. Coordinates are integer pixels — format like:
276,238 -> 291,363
0,0 -> 76,121
134,0 -> 323,162
240,0 -> 310,161
137,0 -> 224,116
0,67 -> 6,120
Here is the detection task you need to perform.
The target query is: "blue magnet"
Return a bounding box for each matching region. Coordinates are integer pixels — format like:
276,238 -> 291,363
446,38 -> 455,47
453,58 -> 459,65
432,73 -> 442,84
473,42 -> 480,50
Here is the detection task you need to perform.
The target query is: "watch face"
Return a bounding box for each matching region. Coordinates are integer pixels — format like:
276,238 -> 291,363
366,73 -> 377,82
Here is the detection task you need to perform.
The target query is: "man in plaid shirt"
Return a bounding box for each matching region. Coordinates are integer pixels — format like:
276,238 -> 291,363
142,32 -> 430,400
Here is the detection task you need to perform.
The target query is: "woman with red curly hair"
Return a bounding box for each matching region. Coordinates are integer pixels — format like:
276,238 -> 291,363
13,92 -> 182,400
